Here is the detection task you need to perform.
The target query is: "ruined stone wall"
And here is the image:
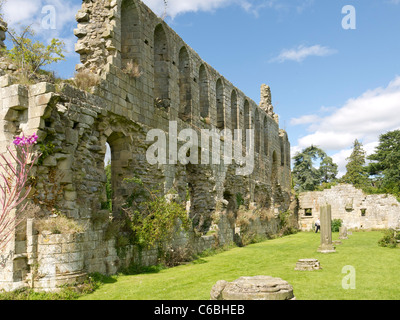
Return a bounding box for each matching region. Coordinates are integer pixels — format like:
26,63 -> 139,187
0,0 -> 292,292
298,184 -> 400,231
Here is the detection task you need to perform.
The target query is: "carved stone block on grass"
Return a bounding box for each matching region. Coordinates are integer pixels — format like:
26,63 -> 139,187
210,276 -> 295,300
295,259 -> 321,271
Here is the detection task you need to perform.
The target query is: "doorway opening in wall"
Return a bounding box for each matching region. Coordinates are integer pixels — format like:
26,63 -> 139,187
305,208 -> 313,217
104,142 -> 113,212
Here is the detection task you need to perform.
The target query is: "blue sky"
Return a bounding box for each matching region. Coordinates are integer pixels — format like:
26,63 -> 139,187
3,0 -> 400,176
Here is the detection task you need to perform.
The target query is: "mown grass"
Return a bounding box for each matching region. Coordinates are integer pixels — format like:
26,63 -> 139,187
79,231 -> 400,300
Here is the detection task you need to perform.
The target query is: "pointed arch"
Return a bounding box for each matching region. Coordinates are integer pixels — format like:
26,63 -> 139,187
154,24 -> 170,106
199,64 -> 210,119
106,132 -> 130,215
216,78 -> 225,130
121,0 -> 141,65
280,136 -> 285,166
263,116 -> 268,156
272,150 -> 278,185
243,100 -> 250,149
231,90 -> 238,131
255,108 -> 261,154
178,46 -> 192,122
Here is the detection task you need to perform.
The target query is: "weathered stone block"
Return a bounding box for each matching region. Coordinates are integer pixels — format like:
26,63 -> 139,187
64,191 -> 77,201
211,276 -> 295,300
75,11 -> 89,22
295,259 -> 321,271
30,82 -> 56,96
42,156 -> 57,167
28,104 -> 51,119
65,128 -> 79,145
0,75 -> 15,88
2,94 -> 28,110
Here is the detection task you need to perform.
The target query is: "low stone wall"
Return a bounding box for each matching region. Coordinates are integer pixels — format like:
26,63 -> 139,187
3,209 -> 283,292
298,184 -> 400,231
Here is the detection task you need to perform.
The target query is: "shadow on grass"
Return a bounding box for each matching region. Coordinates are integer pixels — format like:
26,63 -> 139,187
118,264 -> 167,276
90,272 -> 118,284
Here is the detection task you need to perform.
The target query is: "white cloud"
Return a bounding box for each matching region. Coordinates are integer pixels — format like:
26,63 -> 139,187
3,0 -> 41,25
142,0 -> 312,19
143,0 -> 234,18
3,0 -> 80,58
290,114 -> 321,126
291,76 -> 400,175
270,44 -> 337,63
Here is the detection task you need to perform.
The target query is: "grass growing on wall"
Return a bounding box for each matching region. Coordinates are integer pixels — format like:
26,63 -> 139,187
79,231 -> 400,300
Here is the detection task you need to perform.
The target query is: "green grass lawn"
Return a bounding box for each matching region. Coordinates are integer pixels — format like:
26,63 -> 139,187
79,231 -> 400,300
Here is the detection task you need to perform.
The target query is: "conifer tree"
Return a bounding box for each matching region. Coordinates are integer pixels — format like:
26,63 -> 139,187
367,130 -> 400,193
292,145 -> 337,192
341,139 -> 370,189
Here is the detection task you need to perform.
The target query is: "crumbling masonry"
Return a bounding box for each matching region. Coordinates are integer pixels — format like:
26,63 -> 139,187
0,0 -> 293,292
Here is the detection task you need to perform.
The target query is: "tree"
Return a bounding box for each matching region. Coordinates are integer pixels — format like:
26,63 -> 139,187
367,130 -> 400,193
319,156 -> 338,184
292,145 -> 338,192
5,25 -> 65,75
341,139 -> 370,189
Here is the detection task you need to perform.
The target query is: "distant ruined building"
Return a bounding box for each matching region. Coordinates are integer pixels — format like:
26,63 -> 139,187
0,0 -> 293,292
298,184 -> 400,231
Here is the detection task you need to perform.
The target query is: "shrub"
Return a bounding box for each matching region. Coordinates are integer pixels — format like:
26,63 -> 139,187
73,70 -> 100,91
332,219 -> 343,232
159,245 -> 195,268
122,60 -> 142,79
378,229 -> 399,248
34,213 -> 87,235
120,177 -> 191,250
278,210 -> 298,236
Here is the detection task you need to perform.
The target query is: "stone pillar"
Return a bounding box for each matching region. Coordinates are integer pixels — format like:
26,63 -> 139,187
318,205 -> 336,253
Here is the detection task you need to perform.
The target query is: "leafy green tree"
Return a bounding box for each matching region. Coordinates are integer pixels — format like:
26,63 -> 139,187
367,130 -> 400,194
292,145 -> 337,192
341,139 -> 370,189
5,25 -> 65,75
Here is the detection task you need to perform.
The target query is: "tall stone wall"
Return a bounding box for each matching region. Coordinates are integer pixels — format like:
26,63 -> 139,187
298,184 -> 400,231
0,0 -> 293,292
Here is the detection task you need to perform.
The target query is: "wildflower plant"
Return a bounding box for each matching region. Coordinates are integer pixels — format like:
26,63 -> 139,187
0,133 -> 41,253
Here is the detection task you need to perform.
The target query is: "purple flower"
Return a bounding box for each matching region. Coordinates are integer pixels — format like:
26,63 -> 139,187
13,133 -> 38,146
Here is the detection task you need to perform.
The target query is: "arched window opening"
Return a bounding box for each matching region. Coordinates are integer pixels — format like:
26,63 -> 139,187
243,100 -> 250,150
106,132 -> 130,216
255,109 -> 260,154
199,64 -> 209,119
263,117 -> 268,156
104,142 -> 112,212
272,150 -> 278,186
154,24 -> 170,108
216,79 -> 224,130
178,46 -> 192,122
231,90 -> 238,131
121,0 -> 140,66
